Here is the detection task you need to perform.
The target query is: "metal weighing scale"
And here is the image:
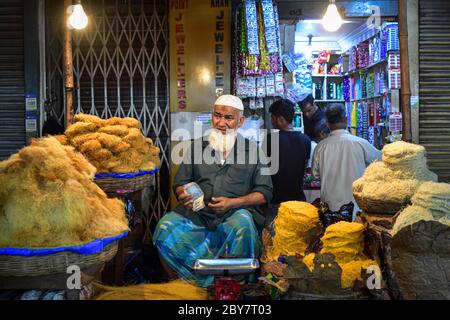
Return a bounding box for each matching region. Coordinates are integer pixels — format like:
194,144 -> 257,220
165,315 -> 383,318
193,258 -> 260,300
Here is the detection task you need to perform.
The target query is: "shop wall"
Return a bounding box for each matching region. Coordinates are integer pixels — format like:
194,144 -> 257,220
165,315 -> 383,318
408,0 -> 419,144
0,0 -> 24,159
419,0 -> 450,182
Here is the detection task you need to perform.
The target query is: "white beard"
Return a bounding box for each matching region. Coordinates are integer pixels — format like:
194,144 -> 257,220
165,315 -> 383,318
208,128 -> 237,154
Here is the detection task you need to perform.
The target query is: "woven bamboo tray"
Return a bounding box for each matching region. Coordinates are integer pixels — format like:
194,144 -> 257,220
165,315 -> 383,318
94,174 -> 153,194
354,193 -> 407,215
0,242 -> 118,277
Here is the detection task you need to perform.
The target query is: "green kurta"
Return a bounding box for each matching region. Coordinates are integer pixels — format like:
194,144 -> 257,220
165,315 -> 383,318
173,134 -> 273,233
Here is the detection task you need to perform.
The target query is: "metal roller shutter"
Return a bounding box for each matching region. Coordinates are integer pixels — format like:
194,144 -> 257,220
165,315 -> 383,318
45,0 -> 170,225
419,0 -> 450,182
0,0 -> 25,159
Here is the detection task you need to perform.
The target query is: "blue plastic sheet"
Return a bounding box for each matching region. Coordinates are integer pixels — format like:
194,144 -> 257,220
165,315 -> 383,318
94,167 -> 159,179
0,231 -> 129,257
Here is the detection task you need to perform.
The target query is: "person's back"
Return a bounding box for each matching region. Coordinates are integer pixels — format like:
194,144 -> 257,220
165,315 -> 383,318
268,130 -> 310,203
312,104 -> 381,217
307,120 -> 330,169
266,99 -> 311,204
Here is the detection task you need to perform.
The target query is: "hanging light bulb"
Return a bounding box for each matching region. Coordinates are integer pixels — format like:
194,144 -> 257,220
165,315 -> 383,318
67,1 -> 88,30
322,0 -> 342,32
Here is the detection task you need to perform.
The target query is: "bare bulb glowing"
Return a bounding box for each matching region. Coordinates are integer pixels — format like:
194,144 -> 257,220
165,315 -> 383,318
197,67 -> 211,85
322,3 -> 342,32
68,4 -> 88,30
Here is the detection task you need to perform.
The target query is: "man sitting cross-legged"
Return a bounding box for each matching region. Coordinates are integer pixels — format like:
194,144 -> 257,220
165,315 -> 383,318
153,94 -> 273,287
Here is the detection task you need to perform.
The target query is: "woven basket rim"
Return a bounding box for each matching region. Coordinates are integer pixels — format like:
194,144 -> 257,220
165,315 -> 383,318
94,167 -> 159,179
354,193 -> 407,214
0,242 -> 119,277
0,231 -> 128,257
94,173 -> 154,193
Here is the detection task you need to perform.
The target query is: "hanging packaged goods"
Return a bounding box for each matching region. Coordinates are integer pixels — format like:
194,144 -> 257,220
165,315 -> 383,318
234,0 -> 284,99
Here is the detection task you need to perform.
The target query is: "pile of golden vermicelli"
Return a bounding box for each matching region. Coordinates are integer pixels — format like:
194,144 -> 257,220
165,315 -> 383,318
56,113 -> 160,173
0,137 -> 129,248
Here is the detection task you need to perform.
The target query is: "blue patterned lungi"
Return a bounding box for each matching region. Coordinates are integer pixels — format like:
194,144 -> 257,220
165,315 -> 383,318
153,209 -> 261,287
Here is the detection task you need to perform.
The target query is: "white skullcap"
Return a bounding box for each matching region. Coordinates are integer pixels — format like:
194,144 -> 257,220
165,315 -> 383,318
214,94 -> 244,111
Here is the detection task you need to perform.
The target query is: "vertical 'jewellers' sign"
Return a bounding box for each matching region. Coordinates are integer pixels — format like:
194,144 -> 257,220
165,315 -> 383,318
169,0 -> 231,112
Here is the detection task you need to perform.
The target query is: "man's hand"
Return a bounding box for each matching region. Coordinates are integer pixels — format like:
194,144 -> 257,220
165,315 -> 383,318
208,197 -> 236,215
175,186 -> 193,210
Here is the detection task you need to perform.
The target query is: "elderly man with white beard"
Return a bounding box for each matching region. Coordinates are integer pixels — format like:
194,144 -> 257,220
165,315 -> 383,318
153,94 -> 273,287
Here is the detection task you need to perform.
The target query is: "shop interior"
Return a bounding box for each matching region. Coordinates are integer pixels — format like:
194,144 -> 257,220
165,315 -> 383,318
291,5 -> 400,149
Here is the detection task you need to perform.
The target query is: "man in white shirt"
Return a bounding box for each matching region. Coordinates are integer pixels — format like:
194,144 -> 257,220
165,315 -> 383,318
312,104 -> 381,219
305,120 -> 330,203
307,120 -> 330,169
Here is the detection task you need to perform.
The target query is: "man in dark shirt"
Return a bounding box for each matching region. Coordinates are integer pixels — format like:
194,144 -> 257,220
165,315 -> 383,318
153,94 -> 272,287
298,94 -> 325,141
264,98 -> 311,204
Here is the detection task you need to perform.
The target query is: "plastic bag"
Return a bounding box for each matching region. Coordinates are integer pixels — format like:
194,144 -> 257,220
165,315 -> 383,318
319,201 -> 354,228
124,197 -> 136,225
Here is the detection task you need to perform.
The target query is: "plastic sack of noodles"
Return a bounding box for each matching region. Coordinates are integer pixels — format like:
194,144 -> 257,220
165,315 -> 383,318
319,201 -> 354,228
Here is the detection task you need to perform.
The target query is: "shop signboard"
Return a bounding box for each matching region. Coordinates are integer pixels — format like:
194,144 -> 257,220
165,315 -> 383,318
169,0 -> 231,112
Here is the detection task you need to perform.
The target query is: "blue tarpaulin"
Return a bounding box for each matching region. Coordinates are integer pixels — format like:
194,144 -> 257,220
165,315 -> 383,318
0,231 -> 129,257
94,167 -> 159,179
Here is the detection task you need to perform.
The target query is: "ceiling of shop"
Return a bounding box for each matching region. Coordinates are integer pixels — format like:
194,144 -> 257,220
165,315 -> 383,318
277,0 -> 398,53
295,19 -> 364,42
277,0 -> 398,25
294,18 -> 365,53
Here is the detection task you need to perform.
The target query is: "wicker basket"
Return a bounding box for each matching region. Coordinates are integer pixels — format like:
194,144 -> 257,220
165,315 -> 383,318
0,242 -> 118,277
354,193 -> 407,215
94,174 -> 153,195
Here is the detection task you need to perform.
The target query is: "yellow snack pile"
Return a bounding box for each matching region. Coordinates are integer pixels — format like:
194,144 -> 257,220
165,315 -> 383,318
320,222 -> 365,264
0,137 -> 129,248
265,201 -> 320,262
60,113 -> 161,173
316,222 -> 378,289
92,280 -> 206,300
340,259 -> 377,289
302,253 -> 316,272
